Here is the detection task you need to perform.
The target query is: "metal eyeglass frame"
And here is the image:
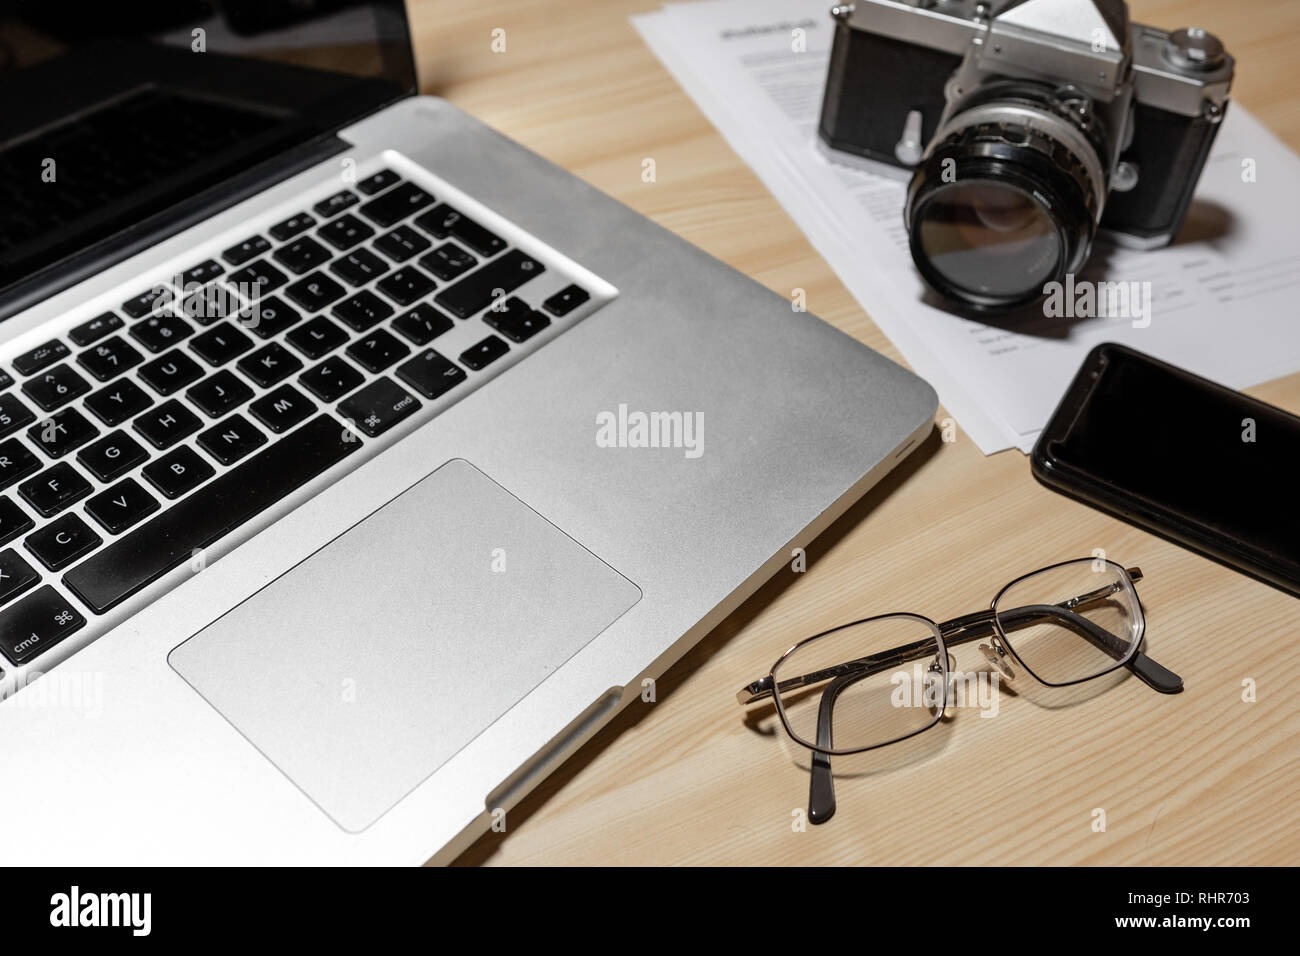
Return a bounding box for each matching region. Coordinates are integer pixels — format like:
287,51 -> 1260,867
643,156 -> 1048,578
735,558 -> 1183,824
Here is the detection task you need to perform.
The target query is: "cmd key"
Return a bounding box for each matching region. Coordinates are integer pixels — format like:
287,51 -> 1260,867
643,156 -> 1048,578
0,585 -> 86,665
336,377 -> 421,437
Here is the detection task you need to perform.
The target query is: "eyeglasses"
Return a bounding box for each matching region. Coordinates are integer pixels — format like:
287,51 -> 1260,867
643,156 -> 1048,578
735,557 -> 1182,824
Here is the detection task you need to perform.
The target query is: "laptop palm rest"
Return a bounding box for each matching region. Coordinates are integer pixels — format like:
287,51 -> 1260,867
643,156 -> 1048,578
168,458 -> 642,833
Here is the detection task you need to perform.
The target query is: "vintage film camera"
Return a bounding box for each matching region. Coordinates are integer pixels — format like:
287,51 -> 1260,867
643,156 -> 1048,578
818,0 -> 1234,312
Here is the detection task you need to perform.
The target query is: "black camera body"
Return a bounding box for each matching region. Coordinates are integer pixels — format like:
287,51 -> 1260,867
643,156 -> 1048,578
818,0 -> 1234,311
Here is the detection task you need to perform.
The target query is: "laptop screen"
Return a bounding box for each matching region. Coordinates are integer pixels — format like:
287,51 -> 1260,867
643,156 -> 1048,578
0,0 -> 416,312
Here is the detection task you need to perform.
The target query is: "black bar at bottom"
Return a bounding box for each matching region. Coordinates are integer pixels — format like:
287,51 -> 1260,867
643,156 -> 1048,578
64,415 -> 360,613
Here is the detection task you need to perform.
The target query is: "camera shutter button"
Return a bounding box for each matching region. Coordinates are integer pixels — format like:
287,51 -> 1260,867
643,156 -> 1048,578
1163,27 -> 1226,72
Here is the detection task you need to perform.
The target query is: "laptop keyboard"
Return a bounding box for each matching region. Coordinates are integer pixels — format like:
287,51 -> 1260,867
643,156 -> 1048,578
0,167 -> 608,682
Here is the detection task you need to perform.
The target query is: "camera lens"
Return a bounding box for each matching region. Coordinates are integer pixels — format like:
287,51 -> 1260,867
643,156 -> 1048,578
914,181 -> 1060,303
905,82 -> 1109,312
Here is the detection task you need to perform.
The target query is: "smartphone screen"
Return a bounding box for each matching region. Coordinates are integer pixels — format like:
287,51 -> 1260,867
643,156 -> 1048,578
1042,346 -> 1300,572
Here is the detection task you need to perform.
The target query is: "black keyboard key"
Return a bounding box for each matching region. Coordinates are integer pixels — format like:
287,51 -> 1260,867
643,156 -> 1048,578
186,370 -> 254,418
250,385 -> 315,434
182,259 -> 224,286
418,242 -> 476,281
142,446 -> 214,500
179,282 -> 244,326
0,393 -> 36,439
227,260 -> 288,301
237,343 -> 302,388
0,497 -> 34,546
346,328 -> 410,373
413,204 -> 506,256
133,400 -> 202,449
542,283 -> 591,316
190,321 -> 255,366
68,312 -> 124,347
0,586 -> 86,664
396,350 -> 467,400
318,213 -> 375,251
359,182 -> 435,227
435,250 -> 544,318
374,224 -> 431,262
333,290 -> 394,332
122,286 -> 173,319
222,234 -> 271,266
484,297 -> 551,342
0,439 -> 40,490
268,212 -> 315,242
285,315 -> 348,360
129,313 -> 193,353
376,266 -> 436,307
240,296 -> 302,339
138,349 -> 204,395
66,415 -> 362,613
19,462 -> 93,517
13,339 -> 70,376
393,304 -> 454,345
299,358 -> 364,402
273,236 -> 332,274
85,478 -> 160,535
22,365 -> 90,411
337,377 -> 421,437
330,248 -> 390,287
77,335 -> 143,381
27,408 -> 99,459
78,430 -> 149,482
0,370 -> 13,391
84,380 -> 152,426
313,190 -> 360,218
197,414 -> 266,465
0,548 -> 39,605
357,170 -> 400,195
285,271 -> 347,312
459,335 -> 510,370
25,513 -> 101,570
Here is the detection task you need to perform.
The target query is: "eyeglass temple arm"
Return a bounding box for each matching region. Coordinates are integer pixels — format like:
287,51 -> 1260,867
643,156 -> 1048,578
736,567 -> 1181,704
987,605 -> 1182,693
981,567 -> 1179,692
808,672 -> 862,825
735,641 -> 921,706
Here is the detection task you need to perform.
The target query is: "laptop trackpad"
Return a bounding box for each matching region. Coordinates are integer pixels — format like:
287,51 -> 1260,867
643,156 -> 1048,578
168,459 -> 641,833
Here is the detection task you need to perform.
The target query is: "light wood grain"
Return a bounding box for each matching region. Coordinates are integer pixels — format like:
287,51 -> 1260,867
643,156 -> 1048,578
408,0 -> 1300,865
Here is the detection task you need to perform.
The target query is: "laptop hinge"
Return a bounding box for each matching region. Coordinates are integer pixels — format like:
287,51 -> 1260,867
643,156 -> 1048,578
0,132 -> 350,324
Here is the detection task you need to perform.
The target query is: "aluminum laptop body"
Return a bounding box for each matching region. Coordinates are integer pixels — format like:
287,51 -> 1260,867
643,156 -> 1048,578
0,3 -> 935,864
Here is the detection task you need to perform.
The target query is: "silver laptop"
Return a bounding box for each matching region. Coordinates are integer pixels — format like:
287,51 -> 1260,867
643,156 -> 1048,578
0,1 -> 935,863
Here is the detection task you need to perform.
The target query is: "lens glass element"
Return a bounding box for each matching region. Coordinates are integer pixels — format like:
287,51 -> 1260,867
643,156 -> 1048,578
772,614 -> 946,753
992,559 -> 1142,685
916,181 -> 1061,301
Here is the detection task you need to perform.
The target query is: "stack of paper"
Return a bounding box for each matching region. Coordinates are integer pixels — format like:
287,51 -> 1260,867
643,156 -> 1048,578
633,0 -> 1300,453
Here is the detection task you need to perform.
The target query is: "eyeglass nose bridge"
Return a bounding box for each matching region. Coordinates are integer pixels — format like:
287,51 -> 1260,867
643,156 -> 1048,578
979,636 -> 1016,680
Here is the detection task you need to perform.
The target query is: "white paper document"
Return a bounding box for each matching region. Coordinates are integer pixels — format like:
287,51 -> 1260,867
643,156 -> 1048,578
633,0 -> 1300,453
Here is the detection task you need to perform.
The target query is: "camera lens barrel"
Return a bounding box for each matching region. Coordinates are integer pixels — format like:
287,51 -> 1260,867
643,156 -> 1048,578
905,81 -> 1111,312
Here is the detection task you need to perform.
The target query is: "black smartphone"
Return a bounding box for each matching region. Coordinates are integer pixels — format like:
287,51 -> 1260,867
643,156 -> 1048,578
1032,343 -> 1300,597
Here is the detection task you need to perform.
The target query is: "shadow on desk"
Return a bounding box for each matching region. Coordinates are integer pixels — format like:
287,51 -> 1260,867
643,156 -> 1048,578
451,425 -> 943,865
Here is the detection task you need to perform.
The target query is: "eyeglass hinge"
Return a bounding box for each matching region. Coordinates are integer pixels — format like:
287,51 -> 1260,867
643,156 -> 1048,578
736,675 -> 774,705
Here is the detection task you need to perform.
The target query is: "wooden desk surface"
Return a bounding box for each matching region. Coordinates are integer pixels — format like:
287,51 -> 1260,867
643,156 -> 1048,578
415,0 -> 1300,865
